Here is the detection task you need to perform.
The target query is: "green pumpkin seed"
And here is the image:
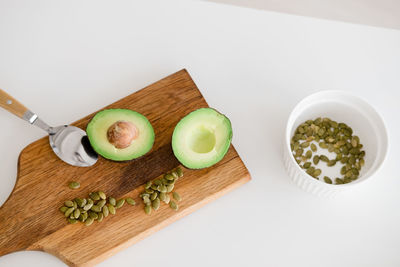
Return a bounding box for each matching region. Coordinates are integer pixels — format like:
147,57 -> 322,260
165,174 -> 174,181
359,158 -> 365,167
303,162 -> 311,169
60,206 -> 68,213
310,143 -> 317,152
69,213 -> 75,219
97,199 -> 106,208
64,200 -> 74,207
89,192 -> 100,201
323,176 -> 332,184
91,205 -> 102,213
145,188 -> 154,194
83,202 -> 93,211
171,171 -> 178,179
166,184 -> 174,193
98,191 -> 106,200
335,178 -> 344,184
152,198 -> 160,210
327,160 -> 336,167
85,217 -> 94,226
126,198 -> 136,206
163,194 -> 171,204
97,213 -> 104,222
102,205 -> 109,217
89,211 -> 98,219
313,155 -> 320,165
159,185 -> 168,193
108,197 -> 116,206
108,204 -> 116,215
73,209 -> 80,219
301,142 -> 310,148
115,199 -> 125,208
159,192 -> 167,202
150,192 -> 158,201
144,204 -> 152,215
305,150 -> 312,159
145,181 -> 152,189
172,192 -> 181,202
68,181 -> 80,190
319,155 -> 329,162
68,218 -> 78,224
176,167 -> 183,177
169,201 -> 178,211
154,179 -> 163,186
65,207 -> 74,217
313,169 -> 322,177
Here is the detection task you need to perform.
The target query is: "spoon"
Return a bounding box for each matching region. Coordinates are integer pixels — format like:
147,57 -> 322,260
0,89 -> 98,167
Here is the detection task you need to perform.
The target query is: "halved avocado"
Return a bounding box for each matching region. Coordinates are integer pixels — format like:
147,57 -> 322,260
86,109 -> 155,161
172,108 -> 232,169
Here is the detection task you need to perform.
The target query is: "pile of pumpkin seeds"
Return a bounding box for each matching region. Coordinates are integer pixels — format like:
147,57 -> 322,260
291,117 -> 365,184
59,191 -> 136,226
140,167 -> 183,215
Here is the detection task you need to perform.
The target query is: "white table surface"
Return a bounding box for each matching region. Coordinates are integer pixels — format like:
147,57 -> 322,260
0,1 -> 399,266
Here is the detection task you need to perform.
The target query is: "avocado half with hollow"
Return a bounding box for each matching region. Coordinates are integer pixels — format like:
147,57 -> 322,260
172,108 -> 232,169
86,109 -> 155,161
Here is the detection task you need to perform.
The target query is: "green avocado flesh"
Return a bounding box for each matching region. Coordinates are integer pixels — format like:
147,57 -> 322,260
172,108 -> 232,169
86,109 -> 155,161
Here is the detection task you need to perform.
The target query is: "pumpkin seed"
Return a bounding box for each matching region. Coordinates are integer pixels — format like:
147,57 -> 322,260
145,188 -> 154,194
323,176 -> 332,184
145,181 -> 152,189
159,185 -> 168,193
144,204 -> 152,215
89,192 -> 100,201
166,184 -> 174,193
335,178 -> 344,184
65,207 -> 74,217
319,155 -> 329,162
172,192 -> 181,202
327,160 -> 336,167
98,191 -> 106,200
303,162 -> 311,169
60,206 -> 68,213
115,199 -> 125,208
85,217 -> 94,226
313,155 -> 320,165
163,194 -> 171,204
313,169 -> 322,177
89,211 -> 98,219
150,192 -> 158,201
169,201 -> 178,211
68,181 -> 80,189
68,218 -> 78,224
108,204 -> 116,215
97,213 -> 104,222
73,209 -> 80,219
152,198 -> 160,210
305,150 -> 312,159
176,167 -> 183,177
91,205 -> 102,213
310,143 -> 317,152
83,202 -> 93,211
97,199 -> 106,208
126,198 -> 136,206
165,174 -> 174,181
64,200 -> 74,207
108,197 -> 116,206
102,205 -> 109,217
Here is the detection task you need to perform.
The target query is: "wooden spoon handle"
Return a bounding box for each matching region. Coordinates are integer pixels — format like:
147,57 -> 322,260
0,89 -> 29,119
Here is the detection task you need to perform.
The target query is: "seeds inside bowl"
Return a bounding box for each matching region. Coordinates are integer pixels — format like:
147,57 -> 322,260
290,117 -> 365,184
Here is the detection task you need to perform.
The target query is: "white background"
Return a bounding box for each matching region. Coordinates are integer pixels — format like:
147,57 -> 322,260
0,0 -> 399,266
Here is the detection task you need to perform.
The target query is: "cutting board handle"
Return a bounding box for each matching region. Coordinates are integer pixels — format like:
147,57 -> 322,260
0,203 -> 26,256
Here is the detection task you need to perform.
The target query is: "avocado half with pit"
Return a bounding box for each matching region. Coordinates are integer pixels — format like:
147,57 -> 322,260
172,108 -> 232,169
86,109 -> 155,161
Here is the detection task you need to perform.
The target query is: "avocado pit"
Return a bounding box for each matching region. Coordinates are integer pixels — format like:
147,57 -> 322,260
107,120 -> 138,149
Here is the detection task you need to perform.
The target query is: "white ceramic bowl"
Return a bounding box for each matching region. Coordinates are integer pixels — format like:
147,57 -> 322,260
283,91 -> 388,197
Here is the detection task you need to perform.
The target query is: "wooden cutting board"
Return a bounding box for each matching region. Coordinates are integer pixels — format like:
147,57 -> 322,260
0,69 -> 251,266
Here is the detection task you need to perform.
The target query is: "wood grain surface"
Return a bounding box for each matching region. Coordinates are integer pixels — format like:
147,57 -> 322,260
0,69 -> 251,267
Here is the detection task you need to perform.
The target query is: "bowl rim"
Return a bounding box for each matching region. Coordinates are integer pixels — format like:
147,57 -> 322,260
285,90 -> 389,188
